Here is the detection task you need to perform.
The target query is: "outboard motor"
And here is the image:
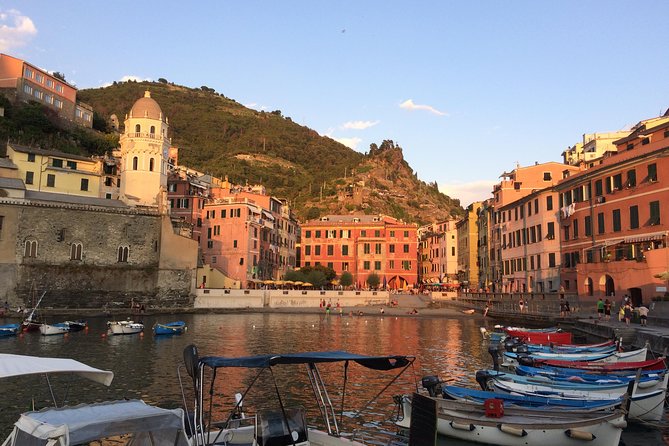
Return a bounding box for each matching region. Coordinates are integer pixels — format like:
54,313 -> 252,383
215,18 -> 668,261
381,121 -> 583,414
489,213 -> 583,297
504,337 -> 524,352
475,370 -> 495,391
514,344 -> 529,354
516,354 -> 535,367
421,375 -> 444,397
488,343 -> 500,371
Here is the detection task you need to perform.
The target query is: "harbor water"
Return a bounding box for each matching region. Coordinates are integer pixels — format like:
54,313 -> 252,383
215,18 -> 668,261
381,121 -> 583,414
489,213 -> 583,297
0,312 -> 665,445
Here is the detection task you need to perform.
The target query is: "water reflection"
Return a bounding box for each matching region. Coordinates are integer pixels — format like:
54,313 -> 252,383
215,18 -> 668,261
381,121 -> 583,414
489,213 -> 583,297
0,313 -> 663,445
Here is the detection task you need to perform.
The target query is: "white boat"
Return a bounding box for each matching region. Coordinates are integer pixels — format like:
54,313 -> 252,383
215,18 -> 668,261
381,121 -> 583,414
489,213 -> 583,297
39,322 -> 70,336
0,353 -> 190,446
490,371 -> 668,422
396,393 -> 626,446
183,346 -> 417,446
503,346 -> 648,367
107,319 -> 144,335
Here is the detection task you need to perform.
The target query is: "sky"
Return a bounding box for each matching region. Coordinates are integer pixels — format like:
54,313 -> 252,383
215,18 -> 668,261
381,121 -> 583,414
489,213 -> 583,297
2,1 -> 669,206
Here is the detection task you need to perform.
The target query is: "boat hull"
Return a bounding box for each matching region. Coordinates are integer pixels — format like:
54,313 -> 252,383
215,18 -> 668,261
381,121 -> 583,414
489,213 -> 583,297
0,324 -> 21,337
397,396 -> 625,446
505,330 -> 572,345
153,321 -> 186,336
39,323 -> 70,336
107,321 -> 144,335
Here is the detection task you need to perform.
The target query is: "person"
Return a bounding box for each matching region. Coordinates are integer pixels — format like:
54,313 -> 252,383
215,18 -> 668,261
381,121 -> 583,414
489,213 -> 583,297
325,302 -> 331,315
596,298 -> 604,320
564,300 -> 571,315
484,303 -> 490,317
604,299 -> 612,322
618,305 -> 625,322
559,297 -> 566,317
379,307 -> 385,315
623,303 -> 632,326
637,304 -> 649,326
518,299 -> 525,313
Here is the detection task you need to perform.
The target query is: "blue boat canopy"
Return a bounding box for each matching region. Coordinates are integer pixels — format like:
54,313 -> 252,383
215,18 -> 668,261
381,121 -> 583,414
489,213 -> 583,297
201,351 -> 414,371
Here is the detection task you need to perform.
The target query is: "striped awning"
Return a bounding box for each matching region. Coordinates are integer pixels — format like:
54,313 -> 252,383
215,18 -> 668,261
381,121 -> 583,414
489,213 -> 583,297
624,231 -> 667,244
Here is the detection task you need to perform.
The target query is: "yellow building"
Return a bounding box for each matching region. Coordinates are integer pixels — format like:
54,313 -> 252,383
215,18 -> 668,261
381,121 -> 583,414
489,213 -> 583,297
457,202 -> 482,290
6,143 -> 102,198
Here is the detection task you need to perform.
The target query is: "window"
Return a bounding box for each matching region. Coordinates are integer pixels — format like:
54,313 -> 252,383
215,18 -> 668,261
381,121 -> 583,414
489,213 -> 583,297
342,245 -> 348,256
649,201 -> 660,225
132,157 -> 138,170
585,215 -> 592,236
52,159 -> 63,168
548,253 -> 556,267
641,137 -> 650,145
150,126 -> 155,135
327,245 -> 334,256
233,240 -> 238,248
149,158 -> 155,172
55,84 -> 63,93
27,153 -> 35,162
65,160 -> 76,170
630,205 -> 639,229
70,243 -> 83,261
546,222 -> 555,239
375,243 -> 382,254
24,67 -> 33,78
374,261 -> 381,270
403,244 -> 409,253
648,163 -> 657,182
363,261 -> 370,270
612,209 -> 621,232
305,230 -> 311,238
342,262 -> 349,271
626,170 -> 636,188
305,246 -> 311,255
315,230 -> 321,238
46,174 -> 55,187
46,79 -> 54,88
374,230 -> 381,237
543,172 -> 552,181
390,230 -> 395,237
597,212 -> 605,234
25,171 -> 34,185
546,196 -> 553,211
389,244 -> 395,253
612,174 -> 622,191
80,178 -> 89,191
360,230 -> 366,237
24,240 -> 38,258
54,99 -> 63,109
363,243 -> 370,254
402,260 -> 411,270
594,179 -> 603,196
315,245 -> 321,255
116,246 -> 129,262
33,89 -> 43,100
573,219 -> 579,238
23,84 -> 32,95
135,124 -> 141,133
404,231 -> 409,237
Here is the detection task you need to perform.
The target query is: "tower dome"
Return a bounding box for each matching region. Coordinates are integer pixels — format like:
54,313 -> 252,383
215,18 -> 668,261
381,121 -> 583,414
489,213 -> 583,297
129,90 -> 164,121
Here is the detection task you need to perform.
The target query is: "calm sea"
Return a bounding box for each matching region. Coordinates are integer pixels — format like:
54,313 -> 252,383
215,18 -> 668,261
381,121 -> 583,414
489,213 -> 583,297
0,313 -> 664,445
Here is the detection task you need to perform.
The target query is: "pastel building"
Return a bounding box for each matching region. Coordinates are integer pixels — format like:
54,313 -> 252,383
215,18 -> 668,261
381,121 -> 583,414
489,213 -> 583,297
562,131 -> 630,169
556,112 -> 669,304
418,219 -> 458,285
300,215 -> 418,289
476,199 -> 494,291
457,202 -> 481,290
0,53 -> 92,127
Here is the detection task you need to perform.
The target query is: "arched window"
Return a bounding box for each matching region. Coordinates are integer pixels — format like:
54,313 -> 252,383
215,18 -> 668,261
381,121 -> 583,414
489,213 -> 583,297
24,239 -> 38,258
70,242 -> 83,261
149,158 -> 155,172
150,125 -> 155,135
132,156 -> 138,170
135,124 -> 141,133
117,246 -> 129,263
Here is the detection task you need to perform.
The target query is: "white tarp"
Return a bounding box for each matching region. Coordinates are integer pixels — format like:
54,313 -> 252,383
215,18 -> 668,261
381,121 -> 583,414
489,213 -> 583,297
0,354 -> 113,386
7,400 -> 189,446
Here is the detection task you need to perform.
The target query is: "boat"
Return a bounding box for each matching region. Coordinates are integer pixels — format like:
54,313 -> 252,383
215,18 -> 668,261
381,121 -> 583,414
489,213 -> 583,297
504,337 -> 617,354
39,322 -> 70,336
487,371 -> 668,422
107,319 -> 144,335
183,345 -> 416,446
0,353 -> 190,446
0,323 -> 20,337
504,328 -> 572,345
21,287 -> 47,332
63,319 -> 88,331
396,393 -> 627,446
515,364 -> 666,384
503,346 -> 648,367
538,356 -> 666,372
461,309 -> 476,315
154,320 -> 187,335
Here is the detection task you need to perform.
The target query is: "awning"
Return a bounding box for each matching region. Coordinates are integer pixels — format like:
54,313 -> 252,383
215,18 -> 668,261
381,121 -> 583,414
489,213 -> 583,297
0,354 -> 113,386
624,231 -> 667,244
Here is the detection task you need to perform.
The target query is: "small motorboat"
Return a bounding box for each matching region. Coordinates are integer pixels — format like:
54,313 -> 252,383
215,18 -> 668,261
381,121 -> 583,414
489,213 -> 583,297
515,364 -> 665,384
461,309 -> 476,315
503,346 -> 648,367
505,328 -> 572,345
107,320 -> 144,335
153,321 -> 187,335
39,323 -> 70,336
0,324 -> 21,337
63,320 -> 87,332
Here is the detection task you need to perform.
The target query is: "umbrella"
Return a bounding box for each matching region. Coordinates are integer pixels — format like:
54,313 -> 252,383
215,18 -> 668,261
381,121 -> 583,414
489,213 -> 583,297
302,282 -> 313,287
284,280 -> 295,285
293,281 -> 304,286
263,280 -> 274,285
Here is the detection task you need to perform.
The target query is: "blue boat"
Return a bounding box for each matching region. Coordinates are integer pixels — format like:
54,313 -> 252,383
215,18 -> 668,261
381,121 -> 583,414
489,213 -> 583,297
515,364 -> 665,383
153,321 -> 186,335
442,385 -> 622,411
0,324 -> 20,337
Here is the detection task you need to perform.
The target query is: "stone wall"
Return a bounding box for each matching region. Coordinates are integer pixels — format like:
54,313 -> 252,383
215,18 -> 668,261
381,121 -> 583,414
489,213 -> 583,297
0,200 -> 196,307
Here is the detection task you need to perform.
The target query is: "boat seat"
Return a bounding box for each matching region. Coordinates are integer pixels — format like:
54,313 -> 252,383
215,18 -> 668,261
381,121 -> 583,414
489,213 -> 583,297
256,407 -> 309,446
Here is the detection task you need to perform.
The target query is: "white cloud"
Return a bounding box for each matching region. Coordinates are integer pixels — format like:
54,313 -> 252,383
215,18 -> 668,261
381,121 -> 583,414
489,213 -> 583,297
342,120 -> 380,130
332,136 -> 362,150
439,179 -> 495,207
399,99 -> 447,116
0,9 -> 37,51
119,75 -> 152,83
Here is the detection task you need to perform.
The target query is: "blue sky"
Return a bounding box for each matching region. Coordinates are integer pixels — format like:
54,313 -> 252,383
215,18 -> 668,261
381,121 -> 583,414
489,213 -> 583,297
2,1 -> 668,206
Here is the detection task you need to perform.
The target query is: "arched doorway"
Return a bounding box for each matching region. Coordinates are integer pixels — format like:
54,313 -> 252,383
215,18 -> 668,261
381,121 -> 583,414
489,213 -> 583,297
603,275 -> 615,297
584,277 -> 593,296
629,287 -> 642,307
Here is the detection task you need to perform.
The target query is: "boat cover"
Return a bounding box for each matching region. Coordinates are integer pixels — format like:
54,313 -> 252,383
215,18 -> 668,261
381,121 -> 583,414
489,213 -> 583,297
0,354 -> 113,386
201,350 -> 414,370
5,400 -> 189,446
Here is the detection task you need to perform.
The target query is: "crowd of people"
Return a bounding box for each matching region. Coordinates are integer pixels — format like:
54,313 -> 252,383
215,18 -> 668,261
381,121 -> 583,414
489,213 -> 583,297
595,295 -> 650,326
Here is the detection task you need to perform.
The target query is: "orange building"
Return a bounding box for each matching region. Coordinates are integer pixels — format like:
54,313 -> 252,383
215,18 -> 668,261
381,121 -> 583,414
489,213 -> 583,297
300,215 -> 418,289
0,53 -> 92,127
556,112 -> 669,305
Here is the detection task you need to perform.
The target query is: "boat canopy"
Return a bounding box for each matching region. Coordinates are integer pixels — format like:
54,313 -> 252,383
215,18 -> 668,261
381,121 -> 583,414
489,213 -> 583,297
3,400 -> 189,446
0,353 -> 113,386
201,350 -> 414,371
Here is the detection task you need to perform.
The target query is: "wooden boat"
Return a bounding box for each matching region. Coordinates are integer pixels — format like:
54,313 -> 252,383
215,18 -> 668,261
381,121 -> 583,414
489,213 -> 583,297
0,353 -> 190,446
107,320 -> 144,335
396,393 -> 627,446
39,322 -> 70,336
504,347 -> 648,367
505,328 -> 572,345
184,346 -> 416,446
539,357 -> 666,372
489,372 -> 668,422
515,364 -> 665,384
153,320 -> 187,335
63,320 -> 87,332
505,338 -> 617,354
0,323 -> 21,337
